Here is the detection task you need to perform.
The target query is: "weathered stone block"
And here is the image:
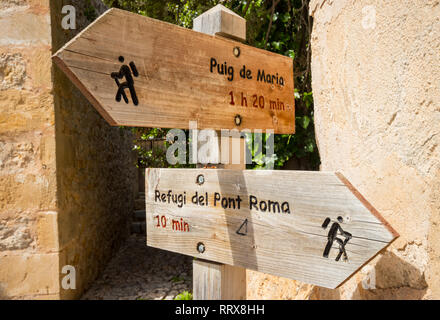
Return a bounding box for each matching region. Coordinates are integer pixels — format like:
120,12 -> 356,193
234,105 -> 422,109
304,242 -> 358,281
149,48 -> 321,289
37,211 -> 58,252
0,217 -> 33,251
0,253 -> 59,297
0,0 -> 50,11
0,0 -> 28,10
25,47 -> 52,90
0,91 -> 54,134
0,53 -> 26,90
0,11 -> 51,46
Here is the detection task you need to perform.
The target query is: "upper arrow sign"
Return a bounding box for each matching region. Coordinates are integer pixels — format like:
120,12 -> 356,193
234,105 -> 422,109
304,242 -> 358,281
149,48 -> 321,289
146,169 -> 399,289
53,8 -> 295,133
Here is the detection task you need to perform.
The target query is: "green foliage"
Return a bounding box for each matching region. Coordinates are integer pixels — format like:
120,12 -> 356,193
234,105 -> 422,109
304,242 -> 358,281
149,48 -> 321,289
103,0 -> 320,170
84,0 -> 98,21
243,0 -> 319,169
171,275 -> 185,283
174,291 -> 193,300
131,127 -> 195,168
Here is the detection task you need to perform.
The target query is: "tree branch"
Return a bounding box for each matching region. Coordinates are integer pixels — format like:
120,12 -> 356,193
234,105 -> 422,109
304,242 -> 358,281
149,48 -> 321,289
243,0 -> 253,16
264,0 -> 280,48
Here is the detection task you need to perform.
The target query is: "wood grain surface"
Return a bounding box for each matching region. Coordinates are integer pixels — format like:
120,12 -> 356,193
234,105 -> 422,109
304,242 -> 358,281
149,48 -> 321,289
146,168 -> 398,289
53,8 -> 295,133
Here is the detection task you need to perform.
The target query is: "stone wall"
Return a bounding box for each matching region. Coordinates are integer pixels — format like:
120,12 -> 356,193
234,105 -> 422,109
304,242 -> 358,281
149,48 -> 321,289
0,0 -> 58,299
0,0 -> 136,299
248,0 -> 440,300
51,0 -> 136,300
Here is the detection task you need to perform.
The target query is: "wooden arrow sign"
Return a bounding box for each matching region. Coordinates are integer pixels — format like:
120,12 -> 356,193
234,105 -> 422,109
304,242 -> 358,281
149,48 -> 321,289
146,169 -> 398,289
52,8 -> 295,133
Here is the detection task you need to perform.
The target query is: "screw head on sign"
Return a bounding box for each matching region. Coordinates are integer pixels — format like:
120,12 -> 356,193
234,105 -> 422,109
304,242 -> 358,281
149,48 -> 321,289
197,242 -> 205,254
196,174 -> 205,185
235,115 -> 242,126
233,47 -> 241,57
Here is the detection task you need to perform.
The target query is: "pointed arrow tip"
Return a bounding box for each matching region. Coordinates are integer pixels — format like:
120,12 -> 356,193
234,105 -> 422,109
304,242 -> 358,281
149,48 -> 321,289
335,171 -> 399,240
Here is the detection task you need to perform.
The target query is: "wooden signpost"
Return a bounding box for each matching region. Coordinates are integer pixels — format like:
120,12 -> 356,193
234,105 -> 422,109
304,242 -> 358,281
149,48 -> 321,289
53,5 -> 398,299
146,169 -> 398,289
52,7 -> 295,133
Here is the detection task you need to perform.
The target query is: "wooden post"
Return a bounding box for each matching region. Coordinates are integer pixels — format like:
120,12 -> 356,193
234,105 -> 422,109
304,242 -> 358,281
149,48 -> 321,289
192,4 -> 247,300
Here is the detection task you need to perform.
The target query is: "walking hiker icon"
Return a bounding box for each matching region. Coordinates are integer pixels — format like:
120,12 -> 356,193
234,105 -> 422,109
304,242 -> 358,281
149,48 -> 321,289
322,217 -> 352,262
111,56 -> 139,106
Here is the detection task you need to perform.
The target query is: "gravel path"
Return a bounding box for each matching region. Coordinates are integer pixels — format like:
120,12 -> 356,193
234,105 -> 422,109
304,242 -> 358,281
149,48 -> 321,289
81,234 -> 193,300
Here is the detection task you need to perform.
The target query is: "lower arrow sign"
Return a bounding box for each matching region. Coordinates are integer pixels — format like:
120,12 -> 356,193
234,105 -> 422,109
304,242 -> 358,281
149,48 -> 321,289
146,168 -> 398,289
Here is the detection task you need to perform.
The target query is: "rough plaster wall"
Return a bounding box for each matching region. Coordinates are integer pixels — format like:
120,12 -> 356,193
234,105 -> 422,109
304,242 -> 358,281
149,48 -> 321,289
309,0 -> 439,299
248,0 -> 439,299
50,0 -> 136,299
0,0 -> 59,299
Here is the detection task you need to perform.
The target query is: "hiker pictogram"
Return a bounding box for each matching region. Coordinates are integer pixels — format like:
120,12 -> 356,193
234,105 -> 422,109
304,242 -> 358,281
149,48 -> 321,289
322,217 -> 352,262
111,56 -> 139,106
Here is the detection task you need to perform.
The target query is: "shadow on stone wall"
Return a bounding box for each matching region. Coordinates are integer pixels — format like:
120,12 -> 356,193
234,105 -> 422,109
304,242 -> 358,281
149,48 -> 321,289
352,252 -> 427,300
311,252 -> 427,300
50,0 -> 136,299
0,285 -> 6,300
